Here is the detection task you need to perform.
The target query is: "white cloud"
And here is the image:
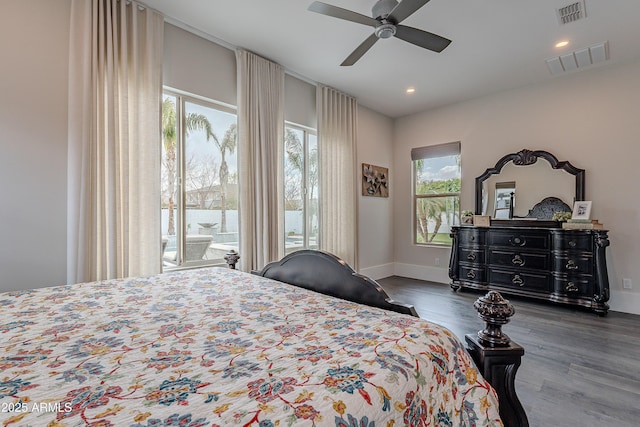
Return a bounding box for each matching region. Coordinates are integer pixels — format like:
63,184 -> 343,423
422,164 -> 459,181
438,165 -> 459,179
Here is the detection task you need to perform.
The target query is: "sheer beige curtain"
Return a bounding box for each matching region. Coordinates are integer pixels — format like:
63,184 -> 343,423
317,85 -> 358,268
236,49 -> 285,271
67,0 -> 163,283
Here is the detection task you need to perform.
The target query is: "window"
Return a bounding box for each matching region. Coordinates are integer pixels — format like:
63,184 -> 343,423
161,90 -> 238,268
284,124 -> 318,254
412,142 -> 461,245
493,181 -> 516,219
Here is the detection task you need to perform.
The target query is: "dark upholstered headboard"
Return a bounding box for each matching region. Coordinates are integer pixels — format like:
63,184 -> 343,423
252,250 -> 418,317
525,196 -> 572,220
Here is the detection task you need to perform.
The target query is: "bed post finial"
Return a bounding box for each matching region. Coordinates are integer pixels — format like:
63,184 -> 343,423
474,291 -> 515,347
466,291 -> 529,427
224,250 -> 240,269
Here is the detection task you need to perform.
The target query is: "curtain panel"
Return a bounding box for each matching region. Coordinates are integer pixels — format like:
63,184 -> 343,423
67,0 -> 164,283
317,85 -> 358,268
236,49 -> 285,272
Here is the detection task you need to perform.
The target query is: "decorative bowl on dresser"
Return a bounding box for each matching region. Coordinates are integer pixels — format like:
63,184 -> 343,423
449,149 -> 610,315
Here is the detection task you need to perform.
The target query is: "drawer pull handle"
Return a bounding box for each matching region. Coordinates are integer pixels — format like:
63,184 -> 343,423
511,254 -> 524,266
512,274 -> 524,286
565,259 -> 579,270
470,235 -> 475,241
510,237 -> 526,247
467,270 -> 476,280
569,240 -> 577,248
566,282 -> 579,292
467,252 -> 476,261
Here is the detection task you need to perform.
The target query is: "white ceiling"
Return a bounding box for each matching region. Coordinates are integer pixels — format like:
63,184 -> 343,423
143,0 -> 640,118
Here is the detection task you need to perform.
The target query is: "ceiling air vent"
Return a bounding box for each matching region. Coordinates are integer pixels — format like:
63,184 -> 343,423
545,41 -> 608,75
557,1 -> 586,24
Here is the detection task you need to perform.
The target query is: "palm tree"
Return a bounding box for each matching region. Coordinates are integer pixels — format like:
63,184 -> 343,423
162,98 -> 238,236
284,129 -> 303,209
416,197 -> 447,242
284,129 -> 319,245
210,123 -> 237,232
285,129 -> 303,171
162,98 -> 178,235
284,129 -> 318,204
184,114 -> 239,233
414,158 -> 461,243
162,99 -> 217,236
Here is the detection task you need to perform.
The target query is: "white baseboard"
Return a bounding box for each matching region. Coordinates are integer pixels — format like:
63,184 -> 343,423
360,262 -> 449,284
359,263 -> 394,281
609,290 -> 640,315
392,263 -> 450,285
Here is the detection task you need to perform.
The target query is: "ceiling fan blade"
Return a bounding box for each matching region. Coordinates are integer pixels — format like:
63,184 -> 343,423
395,25 -> 451,52
388,0 -> 430,24
341,33 -> 379,66
308,1 -> 378,27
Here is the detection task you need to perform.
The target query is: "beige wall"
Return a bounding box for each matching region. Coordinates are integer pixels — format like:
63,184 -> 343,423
393,59 -> 640,314
357,106 -> 395,277
0,0 -> 70,291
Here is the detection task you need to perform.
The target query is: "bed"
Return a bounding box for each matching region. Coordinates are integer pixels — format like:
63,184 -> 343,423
1,250 -> 526,426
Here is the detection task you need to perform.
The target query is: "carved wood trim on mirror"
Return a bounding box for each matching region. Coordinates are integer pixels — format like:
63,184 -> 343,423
475,149 -> 585,216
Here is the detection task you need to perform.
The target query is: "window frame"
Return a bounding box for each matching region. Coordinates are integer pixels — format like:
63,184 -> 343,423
412,142 -> 461,247
162,87 -> 238,270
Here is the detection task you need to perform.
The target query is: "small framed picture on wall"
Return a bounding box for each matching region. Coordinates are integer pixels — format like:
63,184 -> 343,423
362,163 -> 389,197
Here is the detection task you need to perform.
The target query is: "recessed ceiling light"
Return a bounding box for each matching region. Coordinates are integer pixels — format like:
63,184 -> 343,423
406,87 -> 416,94
555,40 -> 570,48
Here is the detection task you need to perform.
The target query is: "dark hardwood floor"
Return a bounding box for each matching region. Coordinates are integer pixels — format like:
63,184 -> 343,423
378,276 -> 640,427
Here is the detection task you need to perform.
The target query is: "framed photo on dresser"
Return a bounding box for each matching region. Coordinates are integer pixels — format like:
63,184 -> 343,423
572,200 -> 592,220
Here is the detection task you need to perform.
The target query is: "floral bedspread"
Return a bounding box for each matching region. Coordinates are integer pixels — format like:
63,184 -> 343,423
1,267 -> 502,426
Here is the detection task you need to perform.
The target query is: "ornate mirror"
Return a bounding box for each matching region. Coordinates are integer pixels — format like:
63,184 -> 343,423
475,149 -> 585,219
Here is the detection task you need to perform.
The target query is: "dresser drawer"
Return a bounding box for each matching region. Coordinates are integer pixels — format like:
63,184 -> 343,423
489,249 -> 549,270
488,268 -> 550,293
488,231 -> 549,250
553,254 -> 593,275
459,265 -> 485,283
457,228 -> 486,245
460,247 -> 485,265
552,232 -> 593,251
553,276 -> 594,297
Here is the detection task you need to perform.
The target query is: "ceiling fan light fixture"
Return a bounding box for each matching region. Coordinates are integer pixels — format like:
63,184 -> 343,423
375,23 -> 396,39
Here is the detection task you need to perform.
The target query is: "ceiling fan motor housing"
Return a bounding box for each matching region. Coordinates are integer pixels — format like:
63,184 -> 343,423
372,0 -> 399,20
375,23 -> 396,39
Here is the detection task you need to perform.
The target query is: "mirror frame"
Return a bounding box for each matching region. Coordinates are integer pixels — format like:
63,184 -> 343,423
475,149 -> 585,215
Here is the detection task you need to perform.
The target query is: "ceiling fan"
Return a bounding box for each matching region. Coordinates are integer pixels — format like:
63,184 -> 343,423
308,0 -> 451,66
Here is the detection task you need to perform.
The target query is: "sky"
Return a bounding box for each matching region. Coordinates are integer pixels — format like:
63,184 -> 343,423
419,154 -> 461,182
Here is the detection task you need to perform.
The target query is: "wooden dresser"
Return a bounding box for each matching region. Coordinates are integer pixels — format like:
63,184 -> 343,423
449,224 -> 610,315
